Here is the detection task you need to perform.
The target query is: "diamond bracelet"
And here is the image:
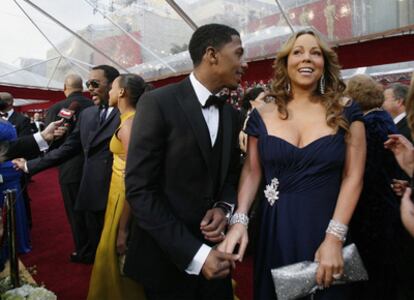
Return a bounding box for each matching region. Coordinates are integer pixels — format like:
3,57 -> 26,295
229,212 -> 249,229
326,219 -> 348,242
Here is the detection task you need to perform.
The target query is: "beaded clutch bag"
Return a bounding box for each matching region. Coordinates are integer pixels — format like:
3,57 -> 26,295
271,243 -> 368,300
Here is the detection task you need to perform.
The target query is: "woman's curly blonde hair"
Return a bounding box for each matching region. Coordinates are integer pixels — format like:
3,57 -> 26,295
270,30 -> 349,133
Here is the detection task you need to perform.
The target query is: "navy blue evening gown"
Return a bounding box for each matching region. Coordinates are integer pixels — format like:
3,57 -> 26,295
245,101 -> 362,300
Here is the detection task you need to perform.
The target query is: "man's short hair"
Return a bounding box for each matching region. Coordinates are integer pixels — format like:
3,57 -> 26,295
92,65 -> 120,83
188,23 -> 240,67
388,83 -> 409,105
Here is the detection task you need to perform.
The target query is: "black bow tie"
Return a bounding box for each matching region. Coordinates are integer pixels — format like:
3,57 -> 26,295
203,95 -> 224,109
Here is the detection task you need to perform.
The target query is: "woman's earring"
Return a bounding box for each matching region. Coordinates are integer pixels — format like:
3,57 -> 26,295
286,81 -> 291,94
319,74 -> 325,95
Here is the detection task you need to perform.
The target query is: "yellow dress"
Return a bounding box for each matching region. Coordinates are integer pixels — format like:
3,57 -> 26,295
87,111 -> 145,300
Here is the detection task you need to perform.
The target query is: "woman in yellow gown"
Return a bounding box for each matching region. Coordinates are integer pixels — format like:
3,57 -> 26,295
87,74 -> 150,300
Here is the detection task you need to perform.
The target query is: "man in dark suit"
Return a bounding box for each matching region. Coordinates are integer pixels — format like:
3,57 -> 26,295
0,93 -> 32,137
2,119 -> 64,161
1,92 -> 38,227
20,65 -> 120,264
383,82 -> 414,299
124,24 -> 246,299
383,83 -> 411,141
44,74 -> 93,260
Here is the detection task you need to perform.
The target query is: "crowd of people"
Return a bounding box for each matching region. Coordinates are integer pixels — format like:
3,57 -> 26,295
1,23 -> 414,300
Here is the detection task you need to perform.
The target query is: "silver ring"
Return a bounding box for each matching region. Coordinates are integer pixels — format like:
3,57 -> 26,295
332,273 -> 342,280
220,231 -> 225,237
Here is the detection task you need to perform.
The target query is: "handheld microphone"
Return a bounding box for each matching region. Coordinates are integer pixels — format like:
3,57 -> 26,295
57,101 -> 80,128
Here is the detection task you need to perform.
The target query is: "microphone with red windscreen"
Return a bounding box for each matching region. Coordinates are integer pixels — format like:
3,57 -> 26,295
57,101 -> 80,129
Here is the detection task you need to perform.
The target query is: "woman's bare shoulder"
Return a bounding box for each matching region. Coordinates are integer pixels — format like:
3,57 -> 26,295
256,101 -> 278,117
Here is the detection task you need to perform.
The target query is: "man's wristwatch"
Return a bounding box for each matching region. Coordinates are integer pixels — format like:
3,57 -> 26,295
213,201 -> 235,223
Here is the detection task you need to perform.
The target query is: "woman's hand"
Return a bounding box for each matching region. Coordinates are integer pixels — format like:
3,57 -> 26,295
116,229 -> 128,255
401,188 -> 414,237
384,134 -> 414,176
314,235 -> 344,288
391,179 -> 409,196
239,131 -> 248,153
217,223 -> 248,262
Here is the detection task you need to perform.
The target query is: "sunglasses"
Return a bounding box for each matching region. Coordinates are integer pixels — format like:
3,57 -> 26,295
86,79 -> 100,89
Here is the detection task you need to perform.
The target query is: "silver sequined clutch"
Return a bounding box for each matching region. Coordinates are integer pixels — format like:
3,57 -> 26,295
271,243 -> 368,300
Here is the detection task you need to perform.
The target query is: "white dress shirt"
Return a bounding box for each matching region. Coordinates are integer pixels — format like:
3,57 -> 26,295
185,73 -> 223,275
393,112 -> 406,125
189,72 -> 219,146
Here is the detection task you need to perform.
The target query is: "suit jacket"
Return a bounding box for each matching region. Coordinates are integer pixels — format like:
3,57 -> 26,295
45,92 -> 93,184
27,105 -> 120,211
8,111 -> 32,137
124,77 -> 240,290
396,116 -> 412,143
3,135 -> 40,161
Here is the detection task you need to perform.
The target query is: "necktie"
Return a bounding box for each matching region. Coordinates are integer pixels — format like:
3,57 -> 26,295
99,107 -> 107,125
203,95 -> 224,109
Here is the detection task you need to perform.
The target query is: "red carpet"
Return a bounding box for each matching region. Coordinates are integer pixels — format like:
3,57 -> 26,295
18,167 -> 253,300
20,168 -> 92,300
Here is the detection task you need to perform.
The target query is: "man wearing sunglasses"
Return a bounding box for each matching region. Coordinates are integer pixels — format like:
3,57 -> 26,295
19,65 -> 120,264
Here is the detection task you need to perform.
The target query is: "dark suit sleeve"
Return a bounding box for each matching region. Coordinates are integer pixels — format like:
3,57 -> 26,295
219,109 -> 241,206
3,135 -> 40,160
45,105 -> 59,126
27,115 -> 83,175
125,94 -> 202,271
17,115 -> 33,137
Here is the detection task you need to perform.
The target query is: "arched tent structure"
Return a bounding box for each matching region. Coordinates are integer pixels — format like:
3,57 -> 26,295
0,0 -> 413,109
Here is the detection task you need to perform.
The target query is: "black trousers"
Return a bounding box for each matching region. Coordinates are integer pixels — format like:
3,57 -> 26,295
59,181 -> 83,252
76,210 -> 105,261
144,275 -> 233,300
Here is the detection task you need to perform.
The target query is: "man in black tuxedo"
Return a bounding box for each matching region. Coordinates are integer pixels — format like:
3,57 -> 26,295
44,74 -> 93,260
19,65 -> 120,264
383,83 -> 411,141
124,24 -> 246,299
0,93 -> 32,137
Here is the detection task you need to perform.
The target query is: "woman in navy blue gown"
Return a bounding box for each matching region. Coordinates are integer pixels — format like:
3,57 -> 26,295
219,30 -> 366,300
0,118 -> 31,260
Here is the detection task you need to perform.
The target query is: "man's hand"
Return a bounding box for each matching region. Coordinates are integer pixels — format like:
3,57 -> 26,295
201,249 -> 238,280
200,208 -> 227,243
12,158 -> 28,172
40,119 -> 66,142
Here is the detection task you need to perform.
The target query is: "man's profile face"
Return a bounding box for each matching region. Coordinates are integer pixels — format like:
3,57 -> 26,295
383,88 -> 401,116
214,35 -> 247,90
87,69 -> 111,106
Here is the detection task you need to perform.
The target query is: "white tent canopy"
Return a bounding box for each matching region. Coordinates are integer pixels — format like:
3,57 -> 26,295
0,0 -> 413,91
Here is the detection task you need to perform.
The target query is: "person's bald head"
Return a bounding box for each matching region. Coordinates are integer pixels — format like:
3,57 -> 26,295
0,92 -> 14,111
63,74 -> 83,97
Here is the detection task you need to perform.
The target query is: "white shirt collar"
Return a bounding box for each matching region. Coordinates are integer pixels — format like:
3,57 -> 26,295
6,108 -> 14,120
393,112 -> 406,124
189,72 -> 214,107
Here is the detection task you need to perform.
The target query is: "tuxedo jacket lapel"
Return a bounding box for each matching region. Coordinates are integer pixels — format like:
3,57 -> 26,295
176,79 -> 212,174
88,108 -> 119,147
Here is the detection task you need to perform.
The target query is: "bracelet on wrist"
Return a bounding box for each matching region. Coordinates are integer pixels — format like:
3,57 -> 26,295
325,219 -> 348,242
229,212 -> 249,228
